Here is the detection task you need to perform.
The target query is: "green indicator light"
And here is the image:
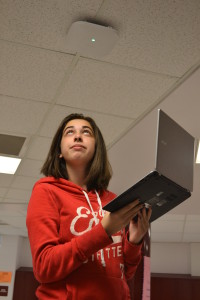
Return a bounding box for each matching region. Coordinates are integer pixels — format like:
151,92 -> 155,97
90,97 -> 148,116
91,38 -> 96,42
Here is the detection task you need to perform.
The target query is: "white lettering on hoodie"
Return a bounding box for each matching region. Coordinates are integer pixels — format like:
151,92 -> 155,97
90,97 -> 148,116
70,206 -> 100,236
69,190 -> 124,272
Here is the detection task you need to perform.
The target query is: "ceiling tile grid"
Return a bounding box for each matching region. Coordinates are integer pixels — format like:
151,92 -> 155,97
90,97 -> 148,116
0,174 -> 14,188
0,225 -> 27,237
0,215 -> 26,229
11,176 -> 39,191
26,136 -> 52,161
0,40 -> 74,102
97,0 -> 200,76
182,233 -> 200,243
56,57 -> 178,118
184,220 -> 200,234
155,214 -> 185,221
151,232 -> 182,243
5,189 -> 32,203
160,67 -> 200,138
1,0 -> 199,77
38,105 -> 134,147
0,0 -> 103,50
0,95 -> 50,135
151,219 -> 185,234
16,158 -> 43,178
0,203 -> 28,217
0,187 -> 8,198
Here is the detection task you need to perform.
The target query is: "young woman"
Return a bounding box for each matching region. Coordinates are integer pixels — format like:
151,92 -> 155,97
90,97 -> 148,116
26,113 -> 151,299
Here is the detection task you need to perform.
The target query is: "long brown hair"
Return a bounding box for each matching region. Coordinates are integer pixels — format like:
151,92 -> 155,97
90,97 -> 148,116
41,113 -> 112,191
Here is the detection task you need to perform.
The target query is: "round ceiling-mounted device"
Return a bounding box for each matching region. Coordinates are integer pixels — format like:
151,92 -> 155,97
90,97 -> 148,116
66,21 -> 118,58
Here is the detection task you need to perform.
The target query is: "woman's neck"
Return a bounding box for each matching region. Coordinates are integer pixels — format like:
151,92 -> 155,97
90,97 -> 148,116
66,165 -> 87,190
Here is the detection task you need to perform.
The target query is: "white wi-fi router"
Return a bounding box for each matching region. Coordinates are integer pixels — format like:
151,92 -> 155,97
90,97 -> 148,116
66,21 -> 118,58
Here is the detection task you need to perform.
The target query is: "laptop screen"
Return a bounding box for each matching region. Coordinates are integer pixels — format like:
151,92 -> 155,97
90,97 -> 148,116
155,110 -> 195,191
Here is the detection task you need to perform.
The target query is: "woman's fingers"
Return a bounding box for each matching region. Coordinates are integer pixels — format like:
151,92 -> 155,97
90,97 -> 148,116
114,201 -> 144,226
102,199 -> 144,236
117,199 -> 142,217
147,206 -> 152,220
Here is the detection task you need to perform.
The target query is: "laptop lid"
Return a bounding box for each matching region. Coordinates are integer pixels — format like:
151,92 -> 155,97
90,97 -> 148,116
156,110 -> 195,192
103,109 -> 195,219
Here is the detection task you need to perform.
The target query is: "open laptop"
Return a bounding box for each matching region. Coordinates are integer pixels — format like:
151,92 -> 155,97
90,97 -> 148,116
103,109 -> 195,222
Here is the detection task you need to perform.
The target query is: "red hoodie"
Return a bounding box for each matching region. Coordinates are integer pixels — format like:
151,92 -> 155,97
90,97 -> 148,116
26,177 -> 142,299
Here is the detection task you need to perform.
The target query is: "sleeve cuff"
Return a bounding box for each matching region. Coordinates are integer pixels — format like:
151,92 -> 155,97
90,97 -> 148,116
124,231 -> 143,264
74,222 -> 112,260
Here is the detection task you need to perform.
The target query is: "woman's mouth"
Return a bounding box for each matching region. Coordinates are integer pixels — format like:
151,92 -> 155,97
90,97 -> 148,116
71,144 -> 86,150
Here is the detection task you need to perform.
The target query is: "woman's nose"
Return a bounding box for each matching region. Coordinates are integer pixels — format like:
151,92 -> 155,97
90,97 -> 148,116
74,131 -> 82,142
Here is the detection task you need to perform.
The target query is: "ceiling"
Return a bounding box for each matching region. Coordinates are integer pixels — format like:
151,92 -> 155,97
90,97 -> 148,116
0,0 -> 200,243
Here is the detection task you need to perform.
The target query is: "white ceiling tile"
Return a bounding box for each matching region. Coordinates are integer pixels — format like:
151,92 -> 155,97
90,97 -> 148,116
57,58 -> 177,118
26,136 -> 52,160
184,220 -> 200,234
6,188 -> 32,202
39,105 -> 134,146
160,67 -> 200,138
0,225 -> 27,237
11,176 -> 38,190
186,215 -> 200,221
0,40 -> 73,101
165,195 -> 197,215
17,159 -> 43,177
0,95 -> 50,135
151,232 -> 182,243
157,214 -> 185,221
39,106 -> 92,137
0,215 -> 26,229
0,187 -> 8,197
0,210 -> 24,220
0,0 -> 102,51
98,0 -> 200,76
151,220 -> 184,233
0,174 -> 13,187
182,233 -> 200,243
0,203 -> 27,217
0,1 -> 198,77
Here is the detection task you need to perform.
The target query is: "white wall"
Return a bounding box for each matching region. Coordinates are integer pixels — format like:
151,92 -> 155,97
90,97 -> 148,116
17,237 -> 32,268
0,235 -> 20,300
151,242 -> 191,274
190,243 -> 200,276
151,242 -> 200,276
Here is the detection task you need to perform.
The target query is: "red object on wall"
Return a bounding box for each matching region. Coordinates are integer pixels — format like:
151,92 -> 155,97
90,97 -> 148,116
151,273 -> 200,300
13,267 -> 39,300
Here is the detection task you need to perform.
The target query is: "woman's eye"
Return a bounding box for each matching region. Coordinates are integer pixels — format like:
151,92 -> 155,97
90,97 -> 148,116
83,130 -> 92,135
66,130 -> 74,135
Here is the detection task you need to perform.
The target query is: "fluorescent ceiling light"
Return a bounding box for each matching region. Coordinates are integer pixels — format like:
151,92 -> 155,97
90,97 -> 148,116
0,156 -> 21,174
196,141 -> 200,164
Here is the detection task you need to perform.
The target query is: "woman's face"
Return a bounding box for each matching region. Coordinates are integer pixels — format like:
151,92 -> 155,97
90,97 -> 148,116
60,119 -> 96,169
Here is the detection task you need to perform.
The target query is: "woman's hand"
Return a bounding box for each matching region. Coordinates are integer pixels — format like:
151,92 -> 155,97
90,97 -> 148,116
101,199 -> 144,237
128,206 -> 152,244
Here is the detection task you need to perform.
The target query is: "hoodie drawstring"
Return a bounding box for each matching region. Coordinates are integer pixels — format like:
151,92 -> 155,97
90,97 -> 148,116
82,190 -> 106,267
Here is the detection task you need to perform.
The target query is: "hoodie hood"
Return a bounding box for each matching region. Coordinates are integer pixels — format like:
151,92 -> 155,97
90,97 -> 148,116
33,176 -> 114,202
34,176 -> 88,194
